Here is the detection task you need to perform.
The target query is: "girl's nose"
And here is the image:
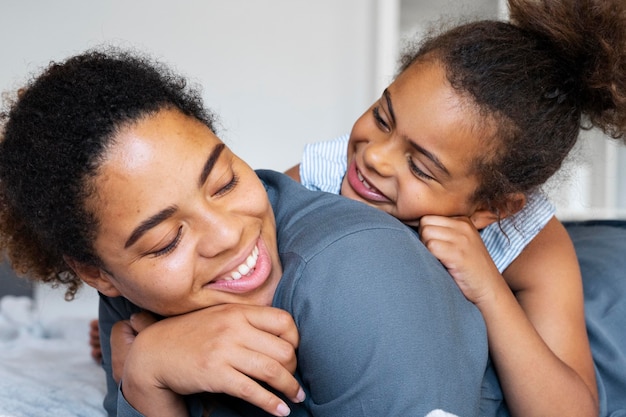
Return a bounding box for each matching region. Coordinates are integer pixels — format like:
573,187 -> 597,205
362,137 -> 399,177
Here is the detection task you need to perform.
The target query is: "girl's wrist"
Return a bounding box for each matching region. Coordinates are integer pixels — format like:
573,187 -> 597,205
473,273 -> 512,313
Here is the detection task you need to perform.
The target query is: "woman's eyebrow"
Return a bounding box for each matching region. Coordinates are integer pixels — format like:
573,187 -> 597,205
199,143 -> 225,186
125,206 -> 178,249
124,143 -> 226,249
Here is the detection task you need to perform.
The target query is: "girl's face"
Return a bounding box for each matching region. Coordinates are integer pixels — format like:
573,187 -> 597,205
341,60 -> 492,227
78,108 -> 282,317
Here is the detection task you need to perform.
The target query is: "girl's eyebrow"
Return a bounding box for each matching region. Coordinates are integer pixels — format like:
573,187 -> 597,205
384,88 -> 451,178
383,88 -> 395,125
408,140 -> 451,178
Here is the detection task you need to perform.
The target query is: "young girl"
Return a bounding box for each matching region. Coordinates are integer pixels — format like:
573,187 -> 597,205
287,0 -> 626,416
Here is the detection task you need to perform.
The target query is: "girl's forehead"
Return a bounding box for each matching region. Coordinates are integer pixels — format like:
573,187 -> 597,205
388,64 -> 490,175
394,61 -> 489,134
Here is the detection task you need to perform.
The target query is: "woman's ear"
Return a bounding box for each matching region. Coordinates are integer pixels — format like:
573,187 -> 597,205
469,192 -> 527,230
63,256 -> 121,297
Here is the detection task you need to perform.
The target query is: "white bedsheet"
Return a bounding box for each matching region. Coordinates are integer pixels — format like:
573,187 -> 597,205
0,296 -> 106,417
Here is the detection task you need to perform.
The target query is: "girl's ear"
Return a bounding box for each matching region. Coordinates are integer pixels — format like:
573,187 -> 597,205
63,256 -> 121,297
469,192 -> 527,230
469,208 -> 499,230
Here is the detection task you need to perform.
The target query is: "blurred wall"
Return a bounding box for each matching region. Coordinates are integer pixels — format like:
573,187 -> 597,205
0,0 -> 379,172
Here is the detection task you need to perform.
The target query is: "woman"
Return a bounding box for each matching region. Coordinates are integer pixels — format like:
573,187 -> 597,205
0,49 -> 488,417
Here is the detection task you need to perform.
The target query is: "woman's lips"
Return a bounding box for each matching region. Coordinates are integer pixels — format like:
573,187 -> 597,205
345,160 -> 391,202
206,238 -> 272,293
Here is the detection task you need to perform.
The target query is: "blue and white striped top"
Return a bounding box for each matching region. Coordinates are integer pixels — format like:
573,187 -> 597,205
300,134 -> 555,272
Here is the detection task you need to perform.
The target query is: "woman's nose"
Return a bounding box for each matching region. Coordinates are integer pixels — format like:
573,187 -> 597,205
362,137 -> 399,177
195,205 -> 244,259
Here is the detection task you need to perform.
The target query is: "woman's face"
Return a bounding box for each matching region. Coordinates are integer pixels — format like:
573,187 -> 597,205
341,60 -> 491,227
82,108 -> 282,317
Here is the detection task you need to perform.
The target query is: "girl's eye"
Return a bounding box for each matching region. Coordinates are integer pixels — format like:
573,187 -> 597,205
408,156 -> 435,181
373,107 -> 390,132
213,174 -> 239,197
150,226 -> 183,257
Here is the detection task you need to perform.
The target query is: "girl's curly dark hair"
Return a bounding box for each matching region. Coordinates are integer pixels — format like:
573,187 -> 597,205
399,0 -> 626,215
0,48 -> 217,299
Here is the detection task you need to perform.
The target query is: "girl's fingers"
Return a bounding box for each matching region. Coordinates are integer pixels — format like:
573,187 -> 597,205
129,311 -> 159,333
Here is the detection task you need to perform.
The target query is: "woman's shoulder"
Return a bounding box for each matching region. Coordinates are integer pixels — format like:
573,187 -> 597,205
258,169 -> 418,259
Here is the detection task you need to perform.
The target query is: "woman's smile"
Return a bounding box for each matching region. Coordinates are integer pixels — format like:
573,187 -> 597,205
205,237 -> 273,294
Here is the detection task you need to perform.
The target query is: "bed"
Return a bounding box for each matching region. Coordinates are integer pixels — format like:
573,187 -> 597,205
0,294 -> 106,417
0,220 -> 624,417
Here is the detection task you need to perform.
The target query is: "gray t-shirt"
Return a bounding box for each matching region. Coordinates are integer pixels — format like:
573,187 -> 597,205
101,170 -> 491,417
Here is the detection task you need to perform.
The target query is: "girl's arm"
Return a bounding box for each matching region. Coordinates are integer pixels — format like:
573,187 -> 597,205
284,164 -> 300,182
498,216 -> 597,416
419,215 -> 598,417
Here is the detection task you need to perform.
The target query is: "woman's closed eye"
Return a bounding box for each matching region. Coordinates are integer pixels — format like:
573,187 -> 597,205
408,156 -> 435,181
146,172 -> 238,258
150,225 -> 183,257
213,174 -> 239,197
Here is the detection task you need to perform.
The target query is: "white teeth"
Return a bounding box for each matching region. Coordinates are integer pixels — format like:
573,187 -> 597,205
238,264 -> 250,276
226,245 -> 259,281
357,170 -> 373,190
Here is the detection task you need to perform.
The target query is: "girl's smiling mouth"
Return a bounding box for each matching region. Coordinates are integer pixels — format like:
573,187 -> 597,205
345,159 -> 391,203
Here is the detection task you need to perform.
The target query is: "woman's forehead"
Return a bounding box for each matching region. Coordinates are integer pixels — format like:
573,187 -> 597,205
89,111 -> 215,220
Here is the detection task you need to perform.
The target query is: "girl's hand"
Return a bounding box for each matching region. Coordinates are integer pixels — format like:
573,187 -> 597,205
89,319 -> 103,363
418,215 -> 503,306
120,304 -> 304,417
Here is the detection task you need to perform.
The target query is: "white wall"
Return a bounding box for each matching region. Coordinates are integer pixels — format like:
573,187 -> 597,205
1,0 -> 381,317
1,0 -> 378,172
